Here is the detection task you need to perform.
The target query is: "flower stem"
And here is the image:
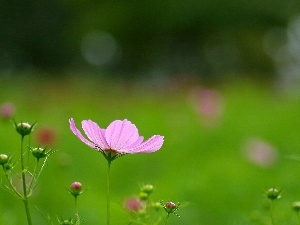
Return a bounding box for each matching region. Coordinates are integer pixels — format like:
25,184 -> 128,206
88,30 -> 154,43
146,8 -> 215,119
297,212 -> 300,225
164,213 -> 170,225
2,165 -> 23,198
20,136 -> 33,225
269,200 -> 275,225
28,159 -> 39,193
75,197 -> 81,225
107,160 -> 111,225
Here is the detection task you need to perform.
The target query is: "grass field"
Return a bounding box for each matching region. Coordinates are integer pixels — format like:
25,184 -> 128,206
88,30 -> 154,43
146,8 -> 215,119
1,74 -> 300,225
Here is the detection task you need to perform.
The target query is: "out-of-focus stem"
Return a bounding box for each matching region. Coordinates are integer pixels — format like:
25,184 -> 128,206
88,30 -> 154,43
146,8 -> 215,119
164,213 -> 170,225
270,200 -> 275,225
28,159 -> 39,194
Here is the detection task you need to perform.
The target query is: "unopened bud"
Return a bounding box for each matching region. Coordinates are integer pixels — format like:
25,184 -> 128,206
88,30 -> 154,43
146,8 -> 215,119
31,147 -> 47,159
141,184 -> 154,195
266,188 -> 281,200
292,201 -> 300,212
165,202 -> 177,211
139,192 -> 148,200
0,154 -> 8,165
152,202 -> 163,211
69,181 -> 83,197
15,122 -> 35,137
58,218 -> 74,225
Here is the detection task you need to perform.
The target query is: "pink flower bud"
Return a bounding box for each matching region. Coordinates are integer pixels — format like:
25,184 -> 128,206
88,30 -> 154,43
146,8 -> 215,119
69,181 -> 82,197
165,201 -> 177,210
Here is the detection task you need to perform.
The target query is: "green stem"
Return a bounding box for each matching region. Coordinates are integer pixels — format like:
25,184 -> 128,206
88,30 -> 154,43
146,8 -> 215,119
164,213 -> 170,225
28,159 -> 39,194
107,160 -> 111,225
75,197 -> 78,215
75,197 -> 81,225
20,136 -> 33,225
269,200 -> 275,225
2,165 -> 23,198
297,212 -> 300,225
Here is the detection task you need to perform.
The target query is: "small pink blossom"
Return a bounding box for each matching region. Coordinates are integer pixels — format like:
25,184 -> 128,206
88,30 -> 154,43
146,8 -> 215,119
0,102 -> 15,119
69,118 -> 164,157
35,127 -> 57,146
189,87 -> 224,127
243,138 -> 278,167
124,197 -> 144,212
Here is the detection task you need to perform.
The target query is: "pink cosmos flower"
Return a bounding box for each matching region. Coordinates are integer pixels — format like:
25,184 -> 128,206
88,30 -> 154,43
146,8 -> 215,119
243,138 -> 278,167
124,197 -> 145,212
35,127 -> 57,147
0,102 -> 15,119
69,118 -> 164,159
189,87 -> 224,127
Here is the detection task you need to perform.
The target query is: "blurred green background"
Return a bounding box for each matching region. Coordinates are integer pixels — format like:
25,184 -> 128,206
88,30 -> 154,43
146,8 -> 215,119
1,0 -> 300,82
1,1 -> 300,225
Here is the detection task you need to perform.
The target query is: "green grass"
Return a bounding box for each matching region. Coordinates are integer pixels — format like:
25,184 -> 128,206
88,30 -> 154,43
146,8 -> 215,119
1,74 -> 300,225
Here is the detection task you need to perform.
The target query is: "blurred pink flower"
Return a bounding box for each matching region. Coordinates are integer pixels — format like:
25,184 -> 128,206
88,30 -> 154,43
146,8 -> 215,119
189,87 -> 224,127
243,138 -> 278,167
35,127 -> 57,146
124,197 -> 145,212
0,102 -> 15,119
69,118 -> 164,156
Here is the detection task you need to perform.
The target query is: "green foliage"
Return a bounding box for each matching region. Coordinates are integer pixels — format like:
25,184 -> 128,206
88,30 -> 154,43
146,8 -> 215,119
1,0 -> 300,79
1,75 -> 300,224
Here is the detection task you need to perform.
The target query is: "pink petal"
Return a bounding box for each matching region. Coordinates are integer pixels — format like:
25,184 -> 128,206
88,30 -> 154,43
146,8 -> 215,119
127,135 -> 164,153
105,119 -> 140,151
69,118 -> 96,149
82,120 -> 110,150
119,136 -> 144,153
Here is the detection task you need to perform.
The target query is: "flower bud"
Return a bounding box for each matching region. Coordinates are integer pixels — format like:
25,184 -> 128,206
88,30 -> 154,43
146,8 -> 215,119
58,218 -> 74,225
160,200 -> 180,217
139,192 -> 148,200
152,202 -> 163,211
15,122 -> 35,137
69,181 -> 82,197
292,201 -> 300,212
31,147 -> 47,159
141,184 -> 154,195
0,154 -> 8,165
3,163 -> 12,171
165,202 -> 177,211
266,188 -> 281,200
